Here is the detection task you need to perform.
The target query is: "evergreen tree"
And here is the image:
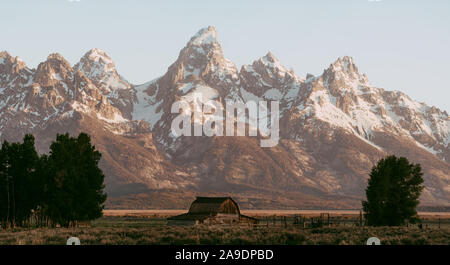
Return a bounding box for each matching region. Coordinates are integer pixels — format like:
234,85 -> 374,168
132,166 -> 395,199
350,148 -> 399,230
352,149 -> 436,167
33,153 -> 50,227
11,135 -> 40,226
46,133 -> 107,227
0,141 -> 11,228
0,133 -> 106,228
362,155 -> 424,226
0,135 -> 41,227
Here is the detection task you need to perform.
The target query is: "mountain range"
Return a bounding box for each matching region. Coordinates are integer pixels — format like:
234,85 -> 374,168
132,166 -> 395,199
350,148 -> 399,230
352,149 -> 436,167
0,26 -> 448,209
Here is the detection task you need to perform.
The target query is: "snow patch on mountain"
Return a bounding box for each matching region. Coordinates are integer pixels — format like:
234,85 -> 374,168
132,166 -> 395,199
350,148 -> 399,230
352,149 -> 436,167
132,80 -> 162,129
263,88 -> 283,100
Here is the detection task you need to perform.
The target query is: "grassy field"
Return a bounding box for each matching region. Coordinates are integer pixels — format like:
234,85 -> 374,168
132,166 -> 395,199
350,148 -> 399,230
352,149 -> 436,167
0,211 -> 448,245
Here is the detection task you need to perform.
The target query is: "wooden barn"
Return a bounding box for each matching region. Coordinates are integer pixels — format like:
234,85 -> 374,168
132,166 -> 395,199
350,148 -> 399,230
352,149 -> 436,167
167,197 -> 258,225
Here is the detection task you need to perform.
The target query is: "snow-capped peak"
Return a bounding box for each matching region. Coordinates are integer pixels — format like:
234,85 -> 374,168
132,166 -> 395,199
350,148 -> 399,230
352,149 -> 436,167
0,51 -> 11,63
170,26 -> 239,86
188,26 -> 218,46
322,56 -> 369,87
259,51 -> 288,75
83,48 -> 114,65
74,48 -> 129,92
263,51 -> 278,62
0,51 -> 17,62
329,56 -> 357,74
180,26 -> 225,61
75,48 -> 116,75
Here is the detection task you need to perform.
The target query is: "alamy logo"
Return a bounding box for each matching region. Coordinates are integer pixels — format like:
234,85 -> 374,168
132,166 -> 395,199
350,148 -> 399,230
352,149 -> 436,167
170,93 -> 279,147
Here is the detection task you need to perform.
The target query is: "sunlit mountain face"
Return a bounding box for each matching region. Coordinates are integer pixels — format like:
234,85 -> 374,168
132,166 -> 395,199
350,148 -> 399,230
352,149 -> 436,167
0,27 -> 448,209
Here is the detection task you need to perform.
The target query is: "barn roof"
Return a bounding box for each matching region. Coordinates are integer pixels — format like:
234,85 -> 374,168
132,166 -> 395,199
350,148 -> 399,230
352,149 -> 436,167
188,196 -> 239,215
192,197 -> 232,204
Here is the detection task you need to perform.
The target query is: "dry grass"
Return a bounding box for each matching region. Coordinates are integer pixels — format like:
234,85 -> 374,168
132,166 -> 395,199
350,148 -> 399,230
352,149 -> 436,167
0,216 -> 448,245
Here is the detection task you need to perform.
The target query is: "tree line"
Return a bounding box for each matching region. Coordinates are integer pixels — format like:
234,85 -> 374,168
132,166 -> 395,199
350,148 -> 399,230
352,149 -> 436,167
0,133 -> 106,228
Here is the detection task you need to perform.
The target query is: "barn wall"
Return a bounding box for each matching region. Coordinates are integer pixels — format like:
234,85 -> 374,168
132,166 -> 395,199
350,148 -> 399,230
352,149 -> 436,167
216,213 -> 240,224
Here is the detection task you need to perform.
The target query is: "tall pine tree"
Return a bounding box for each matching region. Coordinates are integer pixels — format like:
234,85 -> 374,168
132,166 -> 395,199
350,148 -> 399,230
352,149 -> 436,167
46,133 -> 106,227
362,155 -> 424,226
0,135 -> 41,227
0,141 -> 11,228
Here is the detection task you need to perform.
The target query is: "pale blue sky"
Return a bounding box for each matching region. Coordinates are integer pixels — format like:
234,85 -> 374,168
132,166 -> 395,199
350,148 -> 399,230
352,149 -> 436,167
1,0 -> 449,111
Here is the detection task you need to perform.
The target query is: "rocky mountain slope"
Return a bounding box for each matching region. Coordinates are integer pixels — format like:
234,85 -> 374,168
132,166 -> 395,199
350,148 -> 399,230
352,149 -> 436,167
0,26 -> 448,209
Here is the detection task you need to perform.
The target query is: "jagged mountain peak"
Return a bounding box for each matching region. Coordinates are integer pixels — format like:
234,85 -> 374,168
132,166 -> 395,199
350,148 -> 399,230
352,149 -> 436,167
39,53 -> 72,71
0,51 -> 32,90
334,55 -> 355,65
260,51 -> 281,66
78,48 -> 115,70
323,56 -> 368,85
42,53 -> 73,71
242,51 -> 302,85
0,51 -> 28,69
239,51 -> 301,105
47,53 -> 69,62
165,26 -> 238,87
262,51 -> 278,62
73,48 -> 135,120
180,26 -> 224,61
258,51 -> 289,74
188,26 -> 218,47
84,48 -> 112,61
328,56 -> 358,74
0,51 -> 12,60
74,48 -> 130,92
33,53 -> 74,87
75,48 -> 116,74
